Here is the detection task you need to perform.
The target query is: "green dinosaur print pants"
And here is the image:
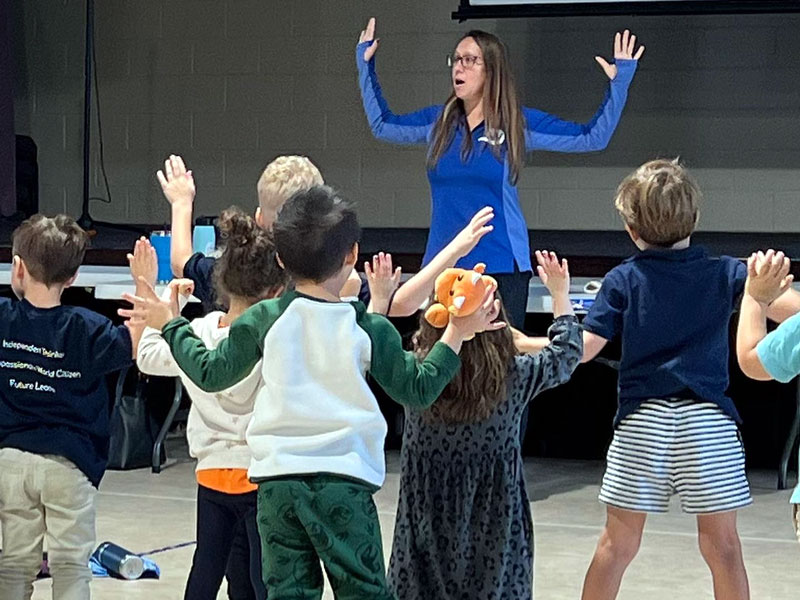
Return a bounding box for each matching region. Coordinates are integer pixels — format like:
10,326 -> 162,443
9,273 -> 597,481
256,474 -> 394,600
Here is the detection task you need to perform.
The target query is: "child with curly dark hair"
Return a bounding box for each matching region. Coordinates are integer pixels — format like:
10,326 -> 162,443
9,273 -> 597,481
132,207 -> 287,600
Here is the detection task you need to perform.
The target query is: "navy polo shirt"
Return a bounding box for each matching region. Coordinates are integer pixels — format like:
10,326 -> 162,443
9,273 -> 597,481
582,246 -> 746,425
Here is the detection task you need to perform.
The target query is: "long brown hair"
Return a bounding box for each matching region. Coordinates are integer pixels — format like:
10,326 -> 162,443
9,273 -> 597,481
414,299 -> 516,424
213,207 -> 288,304
427,30 -> 526,184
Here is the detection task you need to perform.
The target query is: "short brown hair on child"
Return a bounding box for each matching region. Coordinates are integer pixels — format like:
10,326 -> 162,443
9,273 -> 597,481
11,214 -> 89,286
614,158 -> 701,247
256,155 -> 324,224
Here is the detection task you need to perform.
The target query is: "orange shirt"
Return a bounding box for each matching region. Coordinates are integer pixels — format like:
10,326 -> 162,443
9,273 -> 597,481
196,468 -> 256,494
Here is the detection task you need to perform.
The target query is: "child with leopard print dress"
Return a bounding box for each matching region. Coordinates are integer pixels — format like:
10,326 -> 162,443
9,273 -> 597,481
388,250 -> 582,600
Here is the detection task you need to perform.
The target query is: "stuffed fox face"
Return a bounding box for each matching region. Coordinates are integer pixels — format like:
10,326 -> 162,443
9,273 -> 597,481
424,263 -> 497,328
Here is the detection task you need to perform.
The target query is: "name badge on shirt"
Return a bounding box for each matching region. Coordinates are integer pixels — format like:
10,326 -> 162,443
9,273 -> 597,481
478,128 -> 506,146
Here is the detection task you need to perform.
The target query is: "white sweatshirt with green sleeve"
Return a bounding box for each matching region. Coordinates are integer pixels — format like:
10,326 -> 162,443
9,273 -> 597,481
162,290 -> 461,487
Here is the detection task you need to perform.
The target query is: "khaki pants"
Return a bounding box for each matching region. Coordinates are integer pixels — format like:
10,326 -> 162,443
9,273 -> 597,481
0,448 -> 96,600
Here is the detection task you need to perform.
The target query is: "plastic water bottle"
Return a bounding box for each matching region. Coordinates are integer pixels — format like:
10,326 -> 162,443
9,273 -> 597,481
192,225 -> 216,256
149,230 -> 172,283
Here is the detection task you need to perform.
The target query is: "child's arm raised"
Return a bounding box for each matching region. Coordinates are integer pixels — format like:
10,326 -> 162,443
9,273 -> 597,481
510,250 -> 586,356
156,155 -> 195,278
365,285 -> 505,409
535,250 -> 573,319
136,280 -> 195,377
737,251 -> 794,380
517,315 -> 583,401
511,331 -> 608,361
126,237 -> 159,358
765,251 -> 800,322
120,282 -> 265,392
511,327 -> 549,354
514,251 -> 583,398
387,207 -> 494,317
365,252 -> 402,315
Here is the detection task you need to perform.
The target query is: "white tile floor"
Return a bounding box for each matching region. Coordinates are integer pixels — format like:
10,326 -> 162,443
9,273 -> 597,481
16,453 -> 800,599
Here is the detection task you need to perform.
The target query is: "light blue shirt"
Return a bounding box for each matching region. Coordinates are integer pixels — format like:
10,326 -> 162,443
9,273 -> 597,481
756,313 -> 800,503
757,312 -> 800,384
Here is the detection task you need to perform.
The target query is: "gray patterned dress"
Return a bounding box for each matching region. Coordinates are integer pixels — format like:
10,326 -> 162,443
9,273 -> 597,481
388,316 -> 582,600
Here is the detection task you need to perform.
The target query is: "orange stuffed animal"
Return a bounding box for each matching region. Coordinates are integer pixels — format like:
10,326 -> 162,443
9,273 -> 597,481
424,263 -> 497,331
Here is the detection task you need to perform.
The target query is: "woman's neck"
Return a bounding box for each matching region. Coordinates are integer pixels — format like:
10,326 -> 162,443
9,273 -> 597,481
463,96 -> 484,131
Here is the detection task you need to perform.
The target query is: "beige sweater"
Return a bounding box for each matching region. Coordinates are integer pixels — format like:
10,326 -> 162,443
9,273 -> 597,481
137,311 -> 261,471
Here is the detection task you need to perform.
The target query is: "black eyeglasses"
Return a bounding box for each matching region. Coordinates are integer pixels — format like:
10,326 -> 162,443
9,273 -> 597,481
447,54 -> 483,69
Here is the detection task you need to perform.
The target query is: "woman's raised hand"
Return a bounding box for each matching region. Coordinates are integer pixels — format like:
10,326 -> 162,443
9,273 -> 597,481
358,17 -> 379,61
595,30 -> 645,80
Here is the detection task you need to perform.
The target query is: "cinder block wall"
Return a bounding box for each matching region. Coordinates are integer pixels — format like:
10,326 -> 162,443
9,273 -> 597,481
12,1 -> 800,232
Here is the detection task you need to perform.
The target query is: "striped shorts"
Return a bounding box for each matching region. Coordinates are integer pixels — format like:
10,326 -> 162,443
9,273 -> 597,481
599,399 -> 752,514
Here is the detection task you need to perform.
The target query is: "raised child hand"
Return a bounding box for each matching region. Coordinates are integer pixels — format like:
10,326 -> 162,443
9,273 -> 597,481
358,17 -> 379,61
449,206 -> 495,259
745,249 -> 793,305
127,237 -> 158,289
156,155 -> 195,207
536,250 -> 570,298
119,278 -> 178,332
449,283 -> 506,338
168,278 -> 195,299
595,30 -> 645,80
365,252 -> 402,314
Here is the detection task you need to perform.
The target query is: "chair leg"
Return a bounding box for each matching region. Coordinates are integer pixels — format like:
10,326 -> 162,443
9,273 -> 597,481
152,379 -> 183,474
778,380 -> 800,490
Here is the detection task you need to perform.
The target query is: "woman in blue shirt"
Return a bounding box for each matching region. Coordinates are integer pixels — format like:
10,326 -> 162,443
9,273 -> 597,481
356,17 -> 644,326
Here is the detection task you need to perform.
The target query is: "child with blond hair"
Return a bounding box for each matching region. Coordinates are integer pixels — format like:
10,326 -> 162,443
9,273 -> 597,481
159,154 -> 350,309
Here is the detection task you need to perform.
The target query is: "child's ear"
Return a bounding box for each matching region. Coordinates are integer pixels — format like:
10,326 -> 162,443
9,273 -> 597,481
275,253 -> 285,269
344,242 -> 359,267
624,224 -> 640,242
11,255 -> 26,280
63,272 -> 78,289
10,256 -> 25,299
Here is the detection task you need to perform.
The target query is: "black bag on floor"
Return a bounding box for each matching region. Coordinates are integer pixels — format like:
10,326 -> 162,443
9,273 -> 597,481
107,368 -> 160,470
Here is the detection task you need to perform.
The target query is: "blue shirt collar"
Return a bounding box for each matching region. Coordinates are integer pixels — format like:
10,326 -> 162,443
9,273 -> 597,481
625,244 -> 708,264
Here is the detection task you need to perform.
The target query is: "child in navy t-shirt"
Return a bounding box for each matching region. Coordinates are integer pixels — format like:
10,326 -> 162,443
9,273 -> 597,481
0,215 -> 133,600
